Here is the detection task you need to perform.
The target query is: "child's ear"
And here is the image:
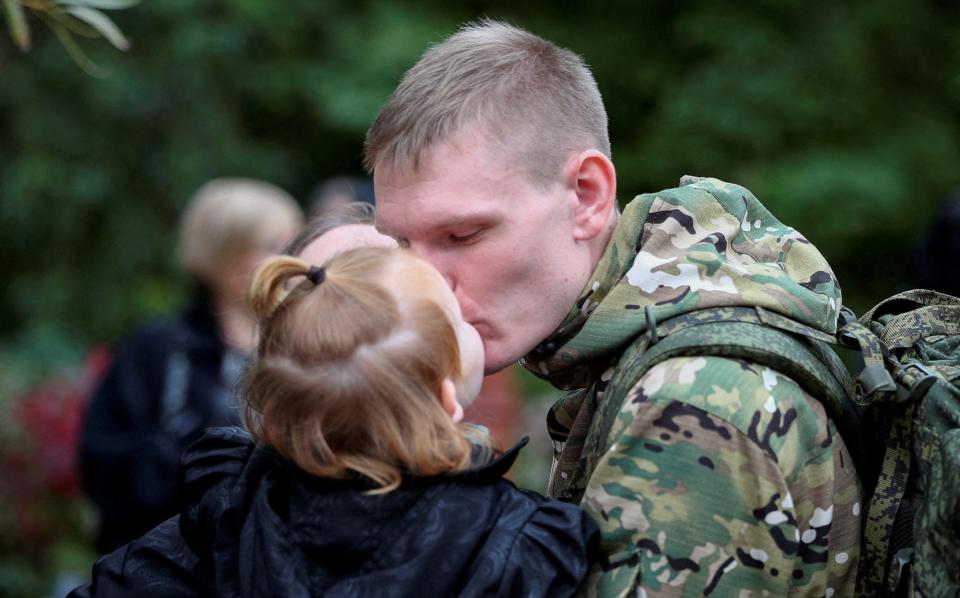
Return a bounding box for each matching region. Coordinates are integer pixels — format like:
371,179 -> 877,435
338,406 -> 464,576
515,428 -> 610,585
439,378 -> 464,423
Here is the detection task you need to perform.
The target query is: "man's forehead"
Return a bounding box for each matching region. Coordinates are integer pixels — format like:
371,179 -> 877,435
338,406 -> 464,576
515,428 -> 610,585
375,169 -> 514,238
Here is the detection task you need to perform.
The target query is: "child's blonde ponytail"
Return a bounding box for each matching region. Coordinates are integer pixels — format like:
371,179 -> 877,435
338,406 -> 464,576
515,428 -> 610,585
247,255 -> 312,319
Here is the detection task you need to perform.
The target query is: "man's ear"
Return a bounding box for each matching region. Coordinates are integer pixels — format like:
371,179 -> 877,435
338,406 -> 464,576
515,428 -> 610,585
439,378 -> 464,423
566,150 -> 617,242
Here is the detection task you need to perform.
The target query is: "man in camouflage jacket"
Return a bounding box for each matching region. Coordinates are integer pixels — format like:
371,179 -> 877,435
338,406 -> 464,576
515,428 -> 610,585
367,21 -> 861,596
524,176 -> 862,596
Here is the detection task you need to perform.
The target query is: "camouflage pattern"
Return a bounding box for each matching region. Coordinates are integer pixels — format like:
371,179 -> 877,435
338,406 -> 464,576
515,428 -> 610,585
523,177 -> 862,596
847,290 -> 960,596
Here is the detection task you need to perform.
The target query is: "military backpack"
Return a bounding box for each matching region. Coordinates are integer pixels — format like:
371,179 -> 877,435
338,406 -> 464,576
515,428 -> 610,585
593,289 -> 960,596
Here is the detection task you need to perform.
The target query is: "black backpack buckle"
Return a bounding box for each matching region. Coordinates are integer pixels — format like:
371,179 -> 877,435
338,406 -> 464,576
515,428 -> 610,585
895,362 -> 940,403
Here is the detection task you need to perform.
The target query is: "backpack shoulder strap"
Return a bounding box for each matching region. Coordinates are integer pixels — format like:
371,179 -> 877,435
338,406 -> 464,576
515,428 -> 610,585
581,307 -> 861,490
860,289 -> 960,324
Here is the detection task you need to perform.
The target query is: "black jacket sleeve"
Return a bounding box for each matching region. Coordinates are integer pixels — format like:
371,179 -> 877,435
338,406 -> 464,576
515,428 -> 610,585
67,517 -> 211,598
497,498 -> 600,597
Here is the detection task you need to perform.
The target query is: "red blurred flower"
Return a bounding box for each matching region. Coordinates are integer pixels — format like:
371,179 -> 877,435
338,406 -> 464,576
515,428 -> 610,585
1,346 -> 111,551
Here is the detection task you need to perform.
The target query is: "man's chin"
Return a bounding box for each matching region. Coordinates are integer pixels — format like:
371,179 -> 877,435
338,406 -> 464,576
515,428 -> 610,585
483,362 -> 512,376
482,338 -> 545,375
482,349 -> 519,376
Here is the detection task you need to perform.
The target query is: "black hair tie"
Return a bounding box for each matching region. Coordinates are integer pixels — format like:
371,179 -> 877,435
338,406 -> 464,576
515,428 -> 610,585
306,265 -> 326,285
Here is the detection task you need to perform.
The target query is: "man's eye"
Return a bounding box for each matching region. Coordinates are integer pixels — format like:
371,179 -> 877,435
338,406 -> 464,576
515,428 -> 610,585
449,229 -> 481,243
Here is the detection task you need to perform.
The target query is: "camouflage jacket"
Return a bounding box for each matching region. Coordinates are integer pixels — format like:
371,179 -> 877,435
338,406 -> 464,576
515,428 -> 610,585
523,177 -> 862,597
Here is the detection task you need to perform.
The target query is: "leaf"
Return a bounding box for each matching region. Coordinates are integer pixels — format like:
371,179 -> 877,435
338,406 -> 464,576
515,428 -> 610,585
2,0 -> 31,51
56,0 -> 138,9
45,16 -> 107,77
47,8 -> 100,39
63,5 -> 129,50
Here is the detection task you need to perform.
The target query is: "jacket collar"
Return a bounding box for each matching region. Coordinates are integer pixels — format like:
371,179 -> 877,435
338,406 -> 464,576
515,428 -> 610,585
522,177 -> 843,392
463,436 -> 528,481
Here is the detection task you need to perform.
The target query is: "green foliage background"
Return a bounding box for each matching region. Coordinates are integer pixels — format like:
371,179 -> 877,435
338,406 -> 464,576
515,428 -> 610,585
2,1 -> 960,592
3,0 -> 960,388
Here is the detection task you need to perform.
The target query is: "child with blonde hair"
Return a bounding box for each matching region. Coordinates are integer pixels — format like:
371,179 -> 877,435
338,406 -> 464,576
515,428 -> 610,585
72,247 -> 598,598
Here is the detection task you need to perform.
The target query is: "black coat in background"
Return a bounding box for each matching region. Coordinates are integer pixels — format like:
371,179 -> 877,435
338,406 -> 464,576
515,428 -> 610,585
79,288 -> 243,553
70,428 -> 599,597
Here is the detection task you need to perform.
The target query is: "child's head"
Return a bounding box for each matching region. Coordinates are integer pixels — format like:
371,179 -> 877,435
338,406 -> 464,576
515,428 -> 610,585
243,247 -> 485,493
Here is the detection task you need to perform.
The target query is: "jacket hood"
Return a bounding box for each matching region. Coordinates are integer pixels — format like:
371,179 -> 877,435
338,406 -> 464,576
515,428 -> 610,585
524,176 -> 842,390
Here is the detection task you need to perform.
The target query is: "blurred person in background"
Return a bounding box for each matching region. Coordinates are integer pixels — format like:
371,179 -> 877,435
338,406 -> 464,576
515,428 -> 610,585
79,178 -> 303,554
308,175 -> 376,218
911,194 -> 960,296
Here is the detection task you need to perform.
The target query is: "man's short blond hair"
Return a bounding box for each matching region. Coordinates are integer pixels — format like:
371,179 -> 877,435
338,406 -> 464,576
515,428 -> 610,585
179,178 -> 303,282
364,20 -> 609,186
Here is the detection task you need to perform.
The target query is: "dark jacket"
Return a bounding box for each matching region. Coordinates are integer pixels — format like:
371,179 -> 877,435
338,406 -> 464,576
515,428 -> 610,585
79,288 -> 243,552
71,427 -> 599,598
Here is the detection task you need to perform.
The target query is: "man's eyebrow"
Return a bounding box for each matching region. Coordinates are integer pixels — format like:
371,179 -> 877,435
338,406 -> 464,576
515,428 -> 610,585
375,210 -> 499,239
430,211 -> 500,230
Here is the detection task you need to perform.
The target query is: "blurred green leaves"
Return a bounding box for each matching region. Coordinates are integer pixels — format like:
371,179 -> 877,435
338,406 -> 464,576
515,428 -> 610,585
2,0 -> 960,390
2,0 -> 30,51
